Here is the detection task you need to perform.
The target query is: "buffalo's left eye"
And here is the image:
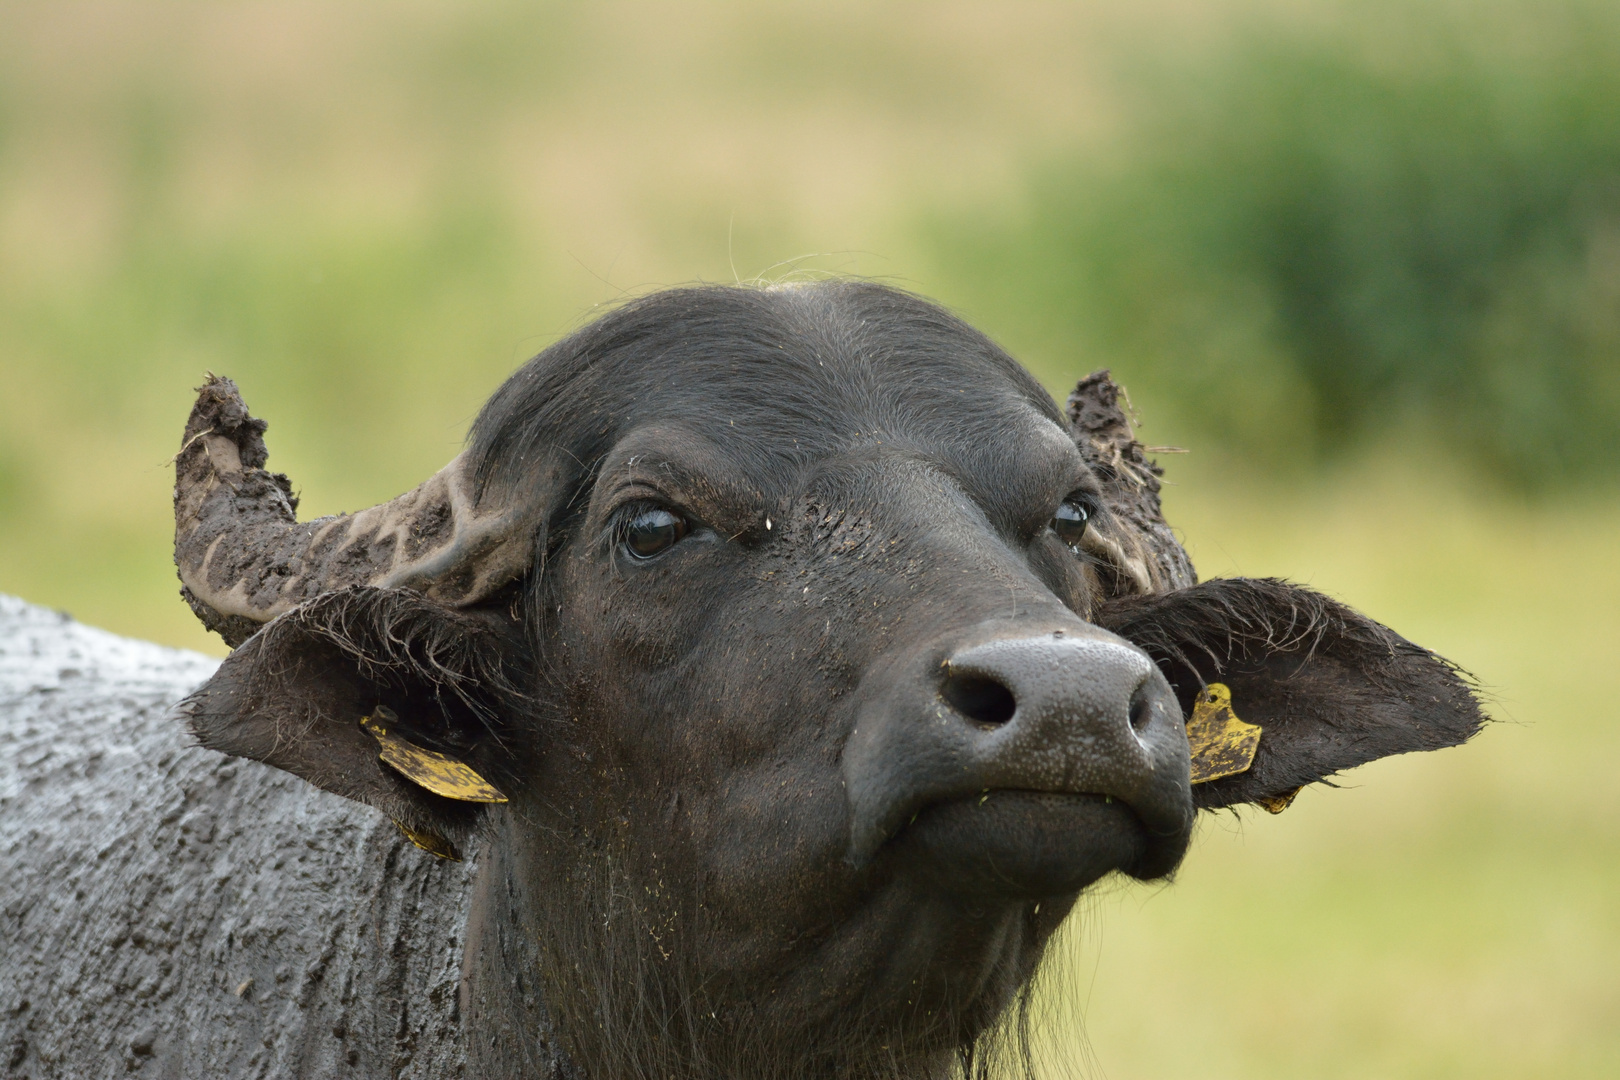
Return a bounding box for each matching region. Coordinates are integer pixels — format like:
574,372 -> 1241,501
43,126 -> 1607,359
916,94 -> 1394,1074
624,507 -> 690,560
1051,497 -> 1094,550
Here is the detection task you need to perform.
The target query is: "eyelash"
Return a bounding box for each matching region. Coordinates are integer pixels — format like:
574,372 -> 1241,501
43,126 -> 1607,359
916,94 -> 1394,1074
612,503 -> 692,561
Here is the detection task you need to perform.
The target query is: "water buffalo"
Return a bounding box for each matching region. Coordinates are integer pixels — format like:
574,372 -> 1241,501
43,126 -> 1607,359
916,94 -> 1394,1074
1,282 -> 1482,1078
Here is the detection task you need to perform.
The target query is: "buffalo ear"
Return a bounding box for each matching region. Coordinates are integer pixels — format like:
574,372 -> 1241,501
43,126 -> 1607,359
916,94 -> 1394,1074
176,586 -> 527,853
1095,578 -> 1486,811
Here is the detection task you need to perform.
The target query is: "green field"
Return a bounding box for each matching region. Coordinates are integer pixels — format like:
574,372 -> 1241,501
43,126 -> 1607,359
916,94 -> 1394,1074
1,3 -> 1614,1075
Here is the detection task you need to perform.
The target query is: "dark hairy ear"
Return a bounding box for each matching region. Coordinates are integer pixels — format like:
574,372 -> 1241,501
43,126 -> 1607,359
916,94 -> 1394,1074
176,586 -> 527,848
1095,578 -> 1486,810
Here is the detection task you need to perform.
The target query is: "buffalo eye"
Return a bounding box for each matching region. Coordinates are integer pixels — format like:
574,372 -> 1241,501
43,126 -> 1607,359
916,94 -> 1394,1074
623,507 -> 690,560
1051,497 -> 1094,550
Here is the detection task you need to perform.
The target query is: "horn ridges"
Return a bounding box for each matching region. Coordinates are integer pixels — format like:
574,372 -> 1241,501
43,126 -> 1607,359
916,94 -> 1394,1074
1067,370 -> 1196,594
174,376 -> 534,647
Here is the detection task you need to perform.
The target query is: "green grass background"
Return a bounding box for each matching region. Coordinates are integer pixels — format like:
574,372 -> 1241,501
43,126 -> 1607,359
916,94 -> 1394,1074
1,2 -> 1614,1075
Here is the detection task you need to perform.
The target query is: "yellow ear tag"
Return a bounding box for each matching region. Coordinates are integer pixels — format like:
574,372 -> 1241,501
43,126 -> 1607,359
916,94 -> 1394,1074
1256,787 -> 1300,815
392,819 -> 461,861
1186,683 -> 1262,784
360,707 -> 508,804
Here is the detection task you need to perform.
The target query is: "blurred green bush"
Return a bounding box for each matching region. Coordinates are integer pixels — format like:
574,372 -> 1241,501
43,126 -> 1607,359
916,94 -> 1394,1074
928,0 -> 1620,489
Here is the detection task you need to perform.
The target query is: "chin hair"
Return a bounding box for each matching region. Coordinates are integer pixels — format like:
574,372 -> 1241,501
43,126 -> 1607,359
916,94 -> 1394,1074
531,852 -> 1066,1080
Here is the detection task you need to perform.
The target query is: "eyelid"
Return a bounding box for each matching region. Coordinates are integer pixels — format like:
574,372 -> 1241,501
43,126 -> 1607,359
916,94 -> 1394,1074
1045,489 -> 1098,519
1063,489 -> 1101,512
606,477 -> 678,511
611,498 -> 675,534
601,479 -> 679,525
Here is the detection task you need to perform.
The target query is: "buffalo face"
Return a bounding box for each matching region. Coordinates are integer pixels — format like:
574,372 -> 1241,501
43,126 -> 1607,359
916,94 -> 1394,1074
514,409 -> 1195,1062
174,282 -> 1483,1079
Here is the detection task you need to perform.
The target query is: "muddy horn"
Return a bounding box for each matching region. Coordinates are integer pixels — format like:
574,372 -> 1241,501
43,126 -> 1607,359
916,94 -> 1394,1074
1066,370 -> 1196,596
174,376 -> 537,648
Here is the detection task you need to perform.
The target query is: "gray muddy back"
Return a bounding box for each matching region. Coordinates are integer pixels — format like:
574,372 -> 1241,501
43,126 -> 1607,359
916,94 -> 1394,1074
0,596 -> 471,1078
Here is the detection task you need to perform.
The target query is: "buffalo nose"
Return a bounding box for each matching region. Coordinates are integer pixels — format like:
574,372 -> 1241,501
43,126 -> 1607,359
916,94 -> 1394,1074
942,635 -> 1158,740
842,628 -> 1194,879
937,634 -> 1186,836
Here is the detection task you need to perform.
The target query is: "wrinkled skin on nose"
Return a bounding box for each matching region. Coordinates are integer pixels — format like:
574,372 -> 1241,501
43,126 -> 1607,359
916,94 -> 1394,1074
845,623 -> 1193,897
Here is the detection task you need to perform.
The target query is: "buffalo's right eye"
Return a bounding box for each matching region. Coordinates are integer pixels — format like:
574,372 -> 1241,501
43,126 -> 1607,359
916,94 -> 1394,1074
623,507 -> 690,560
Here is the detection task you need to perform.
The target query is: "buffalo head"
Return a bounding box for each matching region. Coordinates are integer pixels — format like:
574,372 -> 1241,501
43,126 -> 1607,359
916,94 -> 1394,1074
173,282 -> 1482,1079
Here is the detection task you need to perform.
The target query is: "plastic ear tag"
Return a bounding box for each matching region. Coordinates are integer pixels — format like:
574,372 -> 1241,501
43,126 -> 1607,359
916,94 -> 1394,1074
1257,787 -> 1300,815
392,819 -> 461,861
360,706 -> 508,804
1186,683 -> 1262,784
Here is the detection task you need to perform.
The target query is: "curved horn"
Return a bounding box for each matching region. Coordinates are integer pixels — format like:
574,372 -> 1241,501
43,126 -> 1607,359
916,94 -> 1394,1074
174,376 -> 536,647
1066,370 -> 1196,595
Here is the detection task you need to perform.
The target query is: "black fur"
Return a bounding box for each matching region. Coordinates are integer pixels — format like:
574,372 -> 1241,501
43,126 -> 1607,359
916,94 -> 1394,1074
468,283 -> 1064,503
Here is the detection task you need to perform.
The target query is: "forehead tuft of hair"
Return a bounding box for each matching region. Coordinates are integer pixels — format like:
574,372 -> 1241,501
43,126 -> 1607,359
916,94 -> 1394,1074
467,281 -> 1061,500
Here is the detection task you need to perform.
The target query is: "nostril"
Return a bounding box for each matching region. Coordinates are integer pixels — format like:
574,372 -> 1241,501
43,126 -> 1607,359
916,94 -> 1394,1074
942,672 -> 1017,728
1128,683 -> 1154,733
